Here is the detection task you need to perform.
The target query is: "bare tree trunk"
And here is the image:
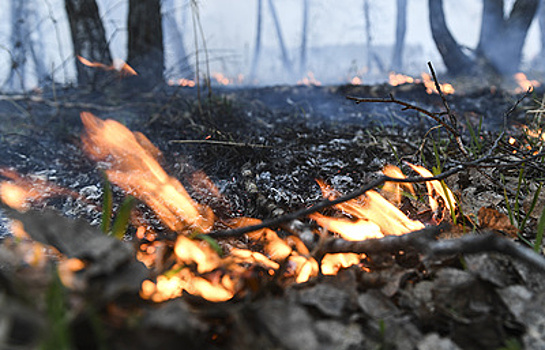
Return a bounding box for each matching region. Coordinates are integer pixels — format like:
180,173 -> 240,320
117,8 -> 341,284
267,0 -> 294,77
428,0 -> 475,75
128,0 -> 164,89
163,0 -> 193,80
363,0 -> 372,71
390,0 -> 407,72
6,0 -> 30,91
249,0 -> 263,80
28,5 -> 49,86
299,0 -> 309,75
534,0 -> 545,69
477,0 -> 539,75
65,0 -> 112,87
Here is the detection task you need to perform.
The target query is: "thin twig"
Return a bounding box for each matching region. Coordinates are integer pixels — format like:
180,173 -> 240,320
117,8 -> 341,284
169,139 -> 271,148
346,94 -> 458,136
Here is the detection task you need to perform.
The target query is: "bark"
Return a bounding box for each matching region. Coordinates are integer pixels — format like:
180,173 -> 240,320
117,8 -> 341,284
65,0 -> 112,87
428,0 -> 475,75
267,0 -> 294,77
477,0 -> 539,75
299,0 -> 309,75
128,0 -> 164,88
249,0 -> 263,80
390,0 -> 408,72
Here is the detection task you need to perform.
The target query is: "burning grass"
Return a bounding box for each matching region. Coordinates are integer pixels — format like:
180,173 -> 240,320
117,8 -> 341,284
1,78 -> 545,349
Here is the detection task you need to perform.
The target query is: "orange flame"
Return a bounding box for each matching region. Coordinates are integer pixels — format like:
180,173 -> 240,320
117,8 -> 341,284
388,72 -> 454,95
0,169 -> 77,211
80,112 -> 213,233
405,162 -> 456,213
514,72 -> 540,93
382,164 -> 415,205
297,72 -> 322,86
77,56 -> 137,77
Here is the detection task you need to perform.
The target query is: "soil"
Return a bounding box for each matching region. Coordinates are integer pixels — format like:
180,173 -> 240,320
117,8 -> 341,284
0,80 -> 544,350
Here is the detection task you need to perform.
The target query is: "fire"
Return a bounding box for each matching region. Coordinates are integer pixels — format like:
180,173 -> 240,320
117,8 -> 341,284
388,72 -> 455,95
312,179 -> 424,238
1,112 -> 456,304
77,56 -> 137,77
514,72 -> 540,93
389,72 -> 415,86
0,168 -> 77,211
80,112 -> 213,233
405,162 -> 456,214
350,76 -> 363,85
168,78 -> 196,87
297,71 -> 322,86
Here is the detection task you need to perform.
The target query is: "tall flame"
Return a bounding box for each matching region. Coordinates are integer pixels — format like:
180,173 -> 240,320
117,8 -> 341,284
80,112 -> 212,232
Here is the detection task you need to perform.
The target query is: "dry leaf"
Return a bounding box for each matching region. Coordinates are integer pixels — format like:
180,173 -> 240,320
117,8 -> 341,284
477,207 -> 518,238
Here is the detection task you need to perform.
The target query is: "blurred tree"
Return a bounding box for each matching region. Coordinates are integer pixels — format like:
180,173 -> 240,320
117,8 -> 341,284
390,0 -> 407,72
299,0 -> 309,75
65,0 -> 112,87
128,0 -> 164,89
429,0 -> 539,76
163,0 -> 193,80
249,0 -> 263,81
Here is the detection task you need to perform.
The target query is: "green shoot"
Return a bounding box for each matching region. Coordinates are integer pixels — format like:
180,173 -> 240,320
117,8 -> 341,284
519,183 -> 543,233
193,233 -> 223,256
501,174 -> 515,226
100,174 -> 113,234
534,206 -> 545,253
40,269 -> 72,350
111,196 -> 135,240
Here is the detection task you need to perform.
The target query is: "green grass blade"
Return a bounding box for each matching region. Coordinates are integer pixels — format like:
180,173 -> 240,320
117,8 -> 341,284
501,174 -> 514,225
519,183 -> 542,232
100,175 -> 113,234
194,234 -> 223,256
534,206 -> 545,253
111,196 -> 135,240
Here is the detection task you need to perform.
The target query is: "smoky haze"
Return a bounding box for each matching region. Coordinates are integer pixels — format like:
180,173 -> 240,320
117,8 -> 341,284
0,0 -> 541,91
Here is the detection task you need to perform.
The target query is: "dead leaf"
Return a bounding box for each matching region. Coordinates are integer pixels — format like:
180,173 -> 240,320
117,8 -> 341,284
477,207 -> 518,238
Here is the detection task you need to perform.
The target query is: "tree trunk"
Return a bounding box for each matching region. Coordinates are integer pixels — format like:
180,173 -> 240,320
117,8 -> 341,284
534,0 -> 545,69
478,0 -> 539,75
6,0 -> 29,91
267,0 -> 294,77
390,0 -> 407,72
299,0 -> 309,75
162,0 -> 193,80
428,0 -> 475,75
65,0 -> 112,87
249,0 -> 263,81
127,0 -> 164,89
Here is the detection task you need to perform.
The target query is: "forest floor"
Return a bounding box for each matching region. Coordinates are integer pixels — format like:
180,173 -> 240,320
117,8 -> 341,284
1,79 -> 545,350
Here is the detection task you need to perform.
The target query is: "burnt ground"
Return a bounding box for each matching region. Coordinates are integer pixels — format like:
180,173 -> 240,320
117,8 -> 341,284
1,80 -> 545,349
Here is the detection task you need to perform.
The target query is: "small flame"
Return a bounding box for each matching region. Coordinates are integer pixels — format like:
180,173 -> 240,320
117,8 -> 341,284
321,253 -> 366,275
382,164 -> 415,205
297,72 -> 322,86
0,169 -> 76,211
314,179 -> 424,237
213,73 -> 231,86
514,72 -> 540,93
168,78 -> 196,87
350,76 -> 363,85
389,72 -> 454,95
406,163 -> 456,213
77,56 -> 137,77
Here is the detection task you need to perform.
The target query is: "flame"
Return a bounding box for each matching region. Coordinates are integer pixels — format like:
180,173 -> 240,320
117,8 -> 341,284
77,56 -> 137,77
514,72 -> 540,93
389,72 -> 415,86
168,78 -> 196,87
321,253 -> 365,275
350,76 -> 363,85
297,71 -> 322,86
405,163 -> 456,213
213,72 -> 231,86
81,112 -> 213,233
0,168 -> 76,211
310,213 -> 383,240
382,164 -> 415,205
388,72 -> 454,95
